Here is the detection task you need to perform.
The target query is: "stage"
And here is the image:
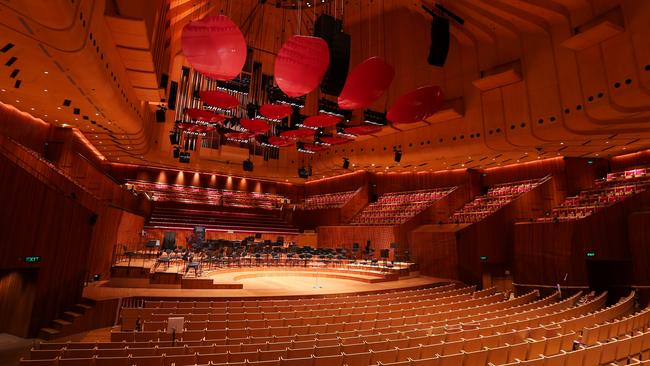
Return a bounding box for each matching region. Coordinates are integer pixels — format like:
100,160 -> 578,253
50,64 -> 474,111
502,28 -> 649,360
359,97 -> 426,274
84,272 -> 449,301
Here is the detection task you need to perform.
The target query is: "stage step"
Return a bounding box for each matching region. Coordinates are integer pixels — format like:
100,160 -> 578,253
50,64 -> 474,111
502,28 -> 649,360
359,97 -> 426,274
38,327 -> 60,340
62,311 -> 82,322
51,319 -> 71,330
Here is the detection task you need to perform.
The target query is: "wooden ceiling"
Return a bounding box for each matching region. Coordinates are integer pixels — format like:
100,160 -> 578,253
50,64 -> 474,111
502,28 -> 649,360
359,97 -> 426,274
1,0 -> 649,183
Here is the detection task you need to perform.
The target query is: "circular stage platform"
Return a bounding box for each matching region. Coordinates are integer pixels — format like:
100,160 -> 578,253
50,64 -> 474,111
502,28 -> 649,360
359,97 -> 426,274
85,270 -> 449,300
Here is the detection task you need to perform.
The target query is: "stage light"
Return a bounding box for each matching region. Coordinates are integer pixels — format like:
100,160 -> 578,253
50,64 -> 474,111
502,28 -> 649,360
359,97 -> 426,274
243,159 -> 254,172
342,158 -> 350,169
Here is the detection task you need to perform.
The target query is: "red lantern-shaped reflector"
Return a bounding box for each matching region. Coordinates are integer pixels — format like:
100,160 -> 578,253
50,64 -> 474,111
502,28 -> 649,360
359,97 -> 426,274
280,129 -> 316,139
240,118 -> 271,134
275,35 -> 330,97
268,136 -> 295,147
343,125 -> 383,135
184,108 -> 227,123
387,85 -> 444,124
199,90 -> 239,110
338,57 -> 394,110
181,15 -> 247,80
259,104 -> 293,120
302,114 -> 341,128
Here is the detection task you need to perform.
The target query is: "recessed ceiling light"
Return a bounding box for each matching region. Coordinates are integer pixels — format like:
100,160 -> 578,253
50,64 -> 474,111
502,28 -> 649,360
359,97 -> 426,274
30,107 -> 35,110
43,71 -> 49,74
43,89 -> 48,92
57,107 -> 61,110
1,88 -> 6,92
15,100 -> 19,103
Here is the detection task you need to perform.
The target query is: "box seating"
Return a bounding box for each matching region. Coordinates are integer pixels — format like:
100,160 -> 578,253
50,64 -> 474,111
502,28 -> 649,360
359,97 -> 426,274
351,188 -> 455,225
128,180 -> 287,209
538,167 -> 650,222
449,178 -> 547,224
302,191 -> 356,210
146,206 -> 299,234
27,289 -> 650,366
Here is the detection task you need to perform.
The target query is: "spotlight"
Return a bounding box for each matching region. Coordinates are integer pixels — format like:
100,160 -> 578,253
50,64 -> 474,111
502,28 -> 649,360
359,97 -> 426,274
342,158 -> 350,169
394,148 -> 402,163
179,151 -> 190,163
243,159 -> 254,172
298,167 -> 310,179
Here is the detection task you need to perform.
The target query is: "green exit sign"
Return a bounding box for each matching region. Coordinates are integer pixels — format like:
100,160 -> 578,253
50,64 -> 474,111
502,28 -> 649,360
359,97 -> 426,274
24,256 -> 41,263
586,251 -> 596,258
479,256 -> 488,262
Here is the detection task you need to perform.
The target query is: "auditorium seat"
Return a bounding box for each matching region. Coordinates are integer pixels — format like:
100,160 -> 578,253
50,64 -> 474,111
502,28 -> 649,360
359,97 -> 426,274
302,191 -> 356,210
449,177 -> 548,224
350,188 -> 456,225
538,166 -> 650,222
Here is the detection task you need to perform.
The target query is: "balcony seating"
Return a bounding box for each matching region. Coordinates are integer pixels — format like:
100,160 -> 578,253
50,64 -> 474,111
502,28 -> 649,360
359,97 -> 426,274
350,188 -> 455,225
538,167 -> 650,222
449,178 -> 546,224
302,191 -> 356,210
145,206 -> 298,234
25,287 -> 650,366
128,180 -> 287,210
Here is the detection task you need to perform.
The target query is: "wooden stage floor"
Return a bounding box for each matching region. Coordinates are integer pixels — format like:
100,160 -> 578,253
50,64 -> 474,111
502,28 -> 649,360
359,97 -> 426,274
84,273 -> 450,301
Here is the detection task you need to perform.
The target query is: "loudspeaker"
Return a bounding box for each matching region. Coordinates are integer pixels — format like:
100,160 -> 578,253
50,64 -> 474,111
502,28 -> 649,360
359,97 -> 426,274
321,32 -> 350,96
169,131 -> 180,145
243,159 -> 254,171
342,158 -> 350,169
168,81 -> 178,110
298,167 -> 309,179
179,152 -> 190,163
89,213 -> 98,226
160,73 -> 169,89
394,150 -> 402,163
156,109 -> 166,123
173,146 -> 180,158
428,16 -> 450,67
315,14 -> 350,96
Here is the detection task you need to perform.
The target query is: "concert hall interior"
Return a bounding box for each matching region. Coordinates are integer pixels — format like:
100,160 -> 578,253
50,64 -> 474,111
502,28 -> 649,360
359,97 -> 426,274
2,0 -> 650,365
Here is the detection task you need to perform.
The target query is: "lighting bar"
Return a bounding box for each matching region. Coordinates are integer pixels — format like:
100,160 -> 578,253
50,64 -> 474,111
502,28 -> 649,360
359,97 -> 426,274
268,86 -> 305,108
318,98 -> 352,121
216,76 -> 250,95
363,109 -> 387,126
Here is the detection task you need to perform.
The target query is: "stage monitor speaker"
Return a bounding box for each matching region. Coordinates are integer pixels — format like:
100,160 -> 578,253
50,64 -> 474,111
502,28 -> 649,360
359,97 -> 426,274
156,109 -> 166,123
168,81 -> 178,110
428,16 -> 450,67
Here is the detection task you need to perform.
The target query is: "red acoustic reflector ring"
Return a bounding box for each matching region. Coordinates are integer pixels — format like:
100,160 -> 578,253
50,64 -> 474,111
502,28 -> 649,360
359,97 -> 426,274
259,104 -> 293,120
224,132 -> 253,140
184,108 -> 227,123
387,85 -> 444,124
275,35 -> 330,97
303,143 -> 329,152
302,114 -> 341,128
268,136 -> 295,147
319,136 -> 351,145
199,90 -> 239,110
338,57 -> 395,110
181,15 -> 247,81
240,118 -> 270,134
344,125 -> 383,135
280,129 -> 316,139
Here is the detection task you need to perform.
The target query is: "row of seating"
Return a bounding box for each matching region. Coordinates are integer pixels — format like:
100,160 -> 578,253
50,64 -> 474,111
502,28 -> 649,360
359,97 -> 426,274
302,191 -> 356,210
26,292 -> 648,366
538,167 -> 650,222
128,180 -> 287,209
449,178 -> 546,224
351,188 -> 455,225
146,206 -> 298,234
